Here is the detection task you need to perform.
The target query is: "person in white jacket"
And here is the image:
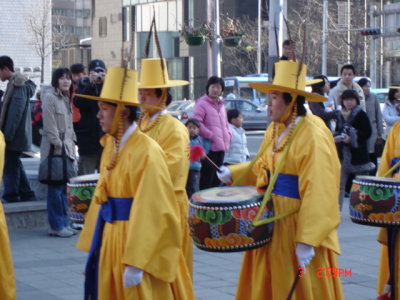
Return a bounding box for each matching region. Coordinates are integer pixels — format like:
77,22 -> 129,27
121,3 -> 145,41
223,109 -> 249,165
382,86 -> 400,138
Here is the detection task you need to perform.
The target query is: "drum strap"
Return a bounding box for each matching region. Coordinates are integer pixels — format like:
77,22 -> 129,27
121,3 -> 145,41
252,117 -> 304,227
84,197 -> 134,300
384,158 -> 400,177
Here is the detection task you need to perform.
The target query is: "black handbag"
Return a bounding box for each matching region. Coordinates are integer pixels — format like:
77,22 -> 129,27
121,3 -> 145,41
38,143 -> 77,184
374,138 -> 385,157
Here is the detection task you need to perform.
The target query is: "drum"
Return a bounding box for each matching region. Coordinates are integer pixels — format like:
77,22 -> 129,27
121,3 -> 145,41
67,173 -> 99,224
350,176 -> 400,227
189,186 -> 274,252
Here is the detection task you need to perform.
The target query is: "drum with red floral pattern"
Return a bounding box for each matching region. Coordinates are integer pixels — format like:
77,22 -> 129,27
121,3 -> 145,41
189,186 -> 273,252
350,176 -> 400,227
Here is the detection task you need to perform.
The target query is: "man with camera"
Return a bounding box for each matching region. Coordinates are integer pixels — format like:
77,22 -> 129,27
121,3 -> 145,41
73,59 -> 106,175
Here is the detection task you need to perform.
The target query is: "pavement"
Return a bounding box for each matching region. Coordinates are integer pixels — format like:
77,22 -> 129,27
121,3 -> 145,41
10,196 -> 381,300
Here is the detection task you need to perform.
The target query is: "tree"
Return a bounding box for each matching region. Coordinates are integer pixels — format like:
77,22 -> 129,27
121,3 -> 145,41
221,14 -> 268,76
286,0 -> 369,76
27,0 -> 70,83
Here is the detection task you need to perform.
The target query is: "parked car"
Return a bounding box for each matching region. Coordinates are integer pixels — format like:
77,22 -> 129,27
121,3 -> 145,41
224,99 -> 269,130
371,88 -> 388,111
167,100 -> 194,120
168,100 -> 195,122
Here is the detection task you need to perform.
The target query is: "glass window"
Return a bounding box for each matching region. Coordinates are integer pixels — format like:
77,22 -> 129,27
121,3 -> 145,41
237,101 -> 255,112
224,100 -> 235,109
239,87 -> 254,100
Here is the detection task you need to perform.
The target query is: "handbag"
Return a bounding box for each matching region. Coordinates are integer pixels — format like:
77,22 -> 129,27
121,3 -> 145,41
39,143 -> 77,184
374,137 -> 385,157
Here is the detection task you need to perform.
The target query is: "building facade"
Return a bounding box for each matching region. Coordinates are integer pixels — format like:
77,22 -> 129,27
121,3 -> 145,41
0,0 -> 52,89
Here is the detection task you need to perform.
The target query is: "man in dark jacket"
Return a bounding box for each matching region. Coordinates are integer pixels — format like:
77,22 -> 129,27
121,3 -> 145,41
73,59 -> 105,175
0,56 -> 36,202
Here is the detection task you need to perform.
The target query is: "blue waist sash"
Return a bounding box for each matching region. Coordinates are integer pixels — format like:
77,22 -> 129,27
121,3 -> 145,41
85,197 -> 133,300
390,158 -> 400,175
267,171 -> 300,200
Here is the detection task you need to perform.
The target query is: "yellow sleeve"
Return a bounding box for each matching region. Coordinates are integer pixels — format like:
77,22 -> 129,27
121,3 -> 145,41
294,127 -> 341,250
122,145 -> 182,283
158,118 -> 190,190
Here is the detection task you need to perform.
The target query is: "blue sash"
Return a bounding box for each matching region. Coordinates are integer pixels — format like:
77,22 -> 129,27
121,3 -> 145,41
84,197 -> 133,300
267,171 -> 300,200
390,158 -> 400,175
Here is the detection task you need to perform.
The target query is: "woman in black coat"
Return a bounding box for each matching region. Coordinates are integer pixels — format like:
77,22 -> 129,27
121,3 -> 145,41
334,89 -> 373,210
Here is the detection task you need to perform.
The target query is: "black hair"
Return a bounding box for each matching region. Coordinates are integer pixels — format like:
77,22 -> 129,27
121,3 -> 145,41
357,77 -> 370,88
311,75 -> 328,96
102,102 -> 139,123
155,88 -> 172,106
185,118 -> 200,128
51,68 -> 73,92
206,76 -> 225,95
282,93 -> 307,116
126,105 -> 139,123
70,63 -> 85,74
340,89 -> 360,106
0,56 -> 14,72
340,64 -> 356,75
388,88 -> 399,103
227,109 -> 241,123
282,39 -> 294,47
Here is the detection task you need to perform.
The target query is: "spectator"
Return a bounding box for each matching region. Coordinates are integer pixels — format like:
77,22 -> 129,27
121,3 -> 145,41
31,91 -> 43,147
0,55 -> 36,203
73,59 -> 105,175
193,76 -> 232,189
280,39 -> 295,61
334,89 -> 373,210
328,64 -> 365,110
224,109 -> 249,165
382,86 -> 400,138
41,68 -> 77,238
70,63 -> 86,125
358,77 -> 383,174
309,75 -> 337,130
186,118 -> 210,198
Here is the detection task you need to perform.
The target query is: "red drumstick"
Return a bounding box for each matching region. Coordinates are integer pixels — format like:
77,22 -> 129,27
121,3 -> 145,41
190,145 -> 221,173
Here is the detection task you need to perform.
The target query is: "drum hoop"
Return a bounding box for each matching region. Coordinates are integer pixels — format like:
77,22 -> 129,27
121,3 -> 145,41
189,199 -> 262,211
67,182 -> 97,187
193,237 -> 271,252
350,216 -> 400,227
353,179 -> 400,189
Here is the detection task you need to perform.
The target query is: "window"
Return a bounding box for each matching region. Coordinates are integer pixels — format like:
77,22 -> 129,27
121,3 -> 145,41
99,17 -> 107,37
238,101 -> 255,112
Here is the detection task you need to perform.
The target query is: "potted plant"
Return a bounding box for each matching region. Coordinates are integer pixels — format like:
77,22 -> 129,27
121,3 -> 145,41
220,15 -> 243,47
181,23 -> 211,46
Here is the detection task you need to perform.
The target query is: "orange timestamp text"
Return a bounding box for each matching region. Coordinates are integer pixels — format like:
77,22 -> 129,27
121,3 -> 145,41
298,267 -> 352,278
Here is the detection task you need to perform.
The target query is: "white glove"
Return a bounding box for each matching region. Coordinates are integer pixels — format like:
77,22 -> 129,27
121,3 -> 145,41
295,242 -> 315,272
123,265 -> 143,288
217,166 -> 232,184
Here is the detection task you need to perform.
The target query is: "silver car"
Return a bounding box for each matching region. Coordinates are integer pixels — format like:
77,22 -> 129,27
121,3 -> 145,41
224,99 -> 269,130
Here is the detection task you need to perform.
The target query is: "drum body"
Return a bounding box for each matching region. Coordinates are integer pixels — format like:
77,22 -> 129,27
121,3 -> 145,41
67,173 -> 99,223
350,176 -> 400,227
189,186 -> 274,252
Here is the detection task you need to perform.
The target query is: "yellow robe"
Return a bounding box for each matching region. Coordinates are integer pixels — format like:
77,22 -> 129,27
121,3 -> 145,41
230,114 -> 344,300
0,132 -> 16,300
375,121 -> 400,298
77,129 -> 194,300
140,114 -> 193,274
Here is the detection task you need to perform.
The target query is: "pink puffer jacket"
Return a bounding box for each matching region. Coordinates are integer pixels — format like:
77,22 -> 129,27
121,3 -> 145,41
193,94 -> 232,152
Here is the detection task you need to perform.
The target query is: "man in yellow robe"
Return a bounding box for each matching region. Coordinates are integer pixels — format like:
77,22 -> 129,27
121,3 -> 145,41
0,131 -> 16,300
217,61 -> 344,299
137,58 -> 193,274
375,120 -> 400,299
76,68 -> 194,300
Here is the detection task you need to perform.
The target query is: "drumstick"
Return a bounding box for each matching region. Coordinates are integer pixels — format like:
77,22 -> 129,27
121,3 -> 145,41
190,145 -> 221,173
286,268 -> 301,300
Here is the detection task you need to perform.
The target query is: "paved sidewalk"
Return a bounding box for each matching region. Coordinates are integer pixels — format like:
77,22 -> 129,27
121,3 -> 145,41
10,196 -> 381,300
